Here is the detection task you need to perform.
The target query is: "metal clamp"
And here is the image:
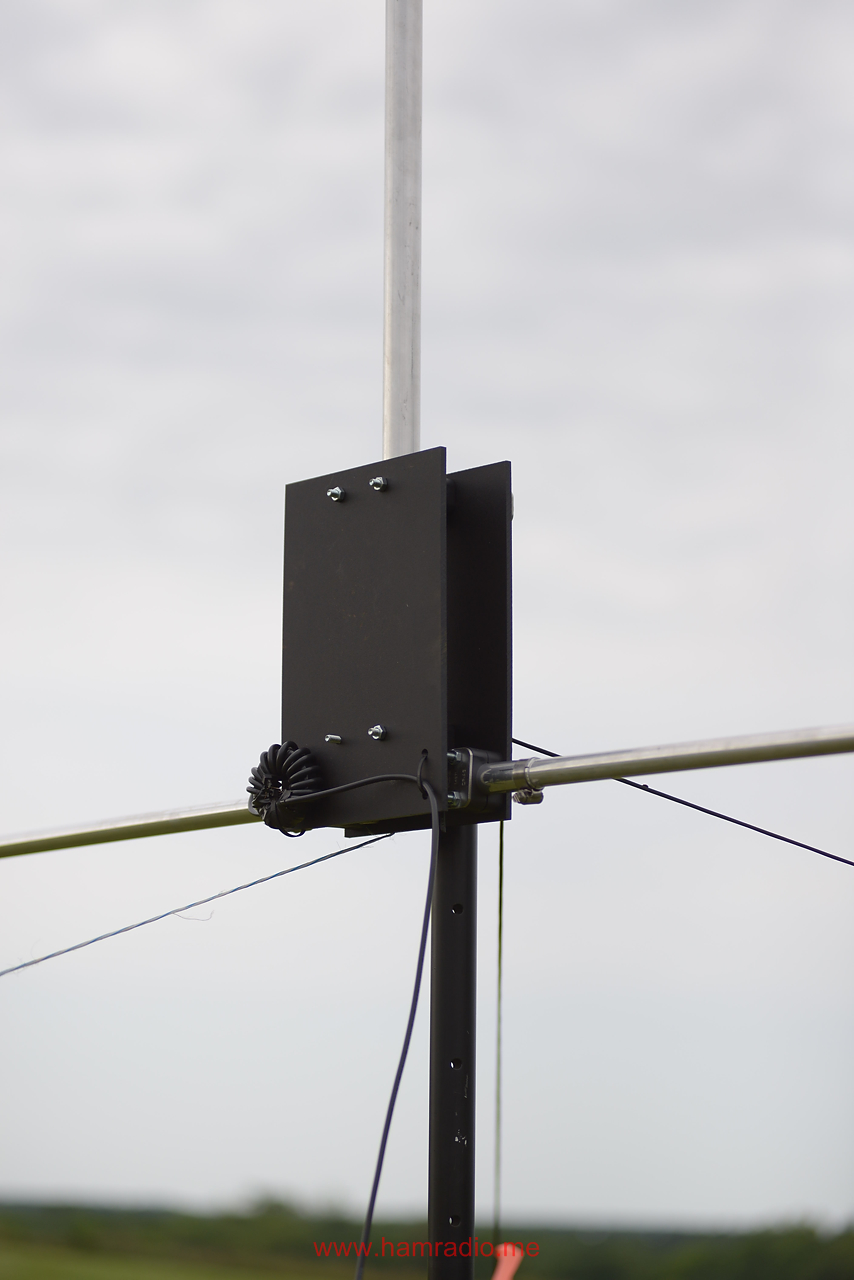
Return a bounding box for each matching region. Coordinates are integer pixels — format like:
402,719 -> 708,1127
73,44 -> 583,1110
447,748 -> 508,814
512,787 -> 544,806
447,749 -> 473,809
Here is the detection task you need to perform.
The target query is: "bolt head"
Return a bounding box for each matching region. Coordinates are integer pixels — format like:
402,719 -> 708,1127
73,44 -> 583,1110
327,486 -> 345,502
324,734 -> 343,744
368,476 -> 388,491
367,724 -> 387,741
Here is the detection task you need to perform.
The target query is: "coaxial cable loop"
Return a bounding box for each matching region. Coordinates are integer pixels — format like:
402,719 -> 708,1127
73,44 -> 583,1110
246,740 -> 322,832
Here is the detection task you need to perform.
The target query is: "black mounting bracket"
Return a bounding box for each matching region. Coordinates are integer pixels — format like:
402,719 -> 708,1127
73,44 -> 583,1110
280,448 -> 512,834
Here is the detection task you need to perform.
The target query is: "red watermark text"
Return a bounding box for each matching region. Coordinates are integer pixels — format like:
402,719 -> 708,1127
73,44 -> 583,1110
313,1239 -> 539,1259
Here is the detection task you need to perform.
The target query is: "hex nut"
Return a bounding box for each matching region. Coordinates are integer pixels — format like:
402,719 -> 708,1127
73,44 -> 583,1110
367,724 -> 387,741
368,476 -> 388,491
327,486 -> 345,502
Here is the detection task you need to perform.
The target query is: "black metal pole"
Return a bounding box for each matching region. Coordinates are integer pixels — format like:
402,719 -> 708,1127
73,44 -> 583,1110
428,823 -> 477,1280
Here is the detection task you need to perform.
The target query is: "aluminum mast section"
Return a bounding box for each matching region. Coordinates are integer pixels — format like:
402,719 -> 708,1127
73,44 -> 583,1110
383,0 -> 422,459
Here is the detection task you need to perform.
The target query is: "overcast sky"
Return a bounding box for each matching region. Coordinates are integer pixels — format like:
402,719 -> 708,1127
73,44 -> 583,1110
1,0 -> 853,1229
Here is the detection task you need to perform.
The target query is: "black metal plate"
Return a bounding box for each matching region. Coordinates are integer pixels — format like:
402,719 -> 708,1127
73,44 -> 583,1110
343,459 -> 513,836
282,448 -> 447,829
446,459 -> 512,826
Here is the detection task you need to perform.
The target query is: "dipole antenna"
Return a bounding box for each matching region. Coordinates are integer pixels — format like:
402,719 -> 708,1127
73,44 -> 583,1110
3,8 -> 854,1271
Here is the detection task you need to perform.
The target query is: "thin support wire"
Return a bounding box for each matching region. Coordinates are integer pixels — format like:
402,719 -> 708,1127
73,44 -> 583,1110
510,738 -> 850,869
493,819 -> 505,1248
0,834 -> 391,981
614,777 -> 854,869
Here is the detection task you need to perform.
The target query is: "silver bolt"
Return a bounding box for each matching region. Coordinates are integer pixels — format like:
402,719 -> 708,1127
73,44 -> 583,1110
369,476 -> 388,491
447,749 -> 463,763
324,734 -> 343,745
367,724 -> 387,741
447,791 -> 466,810
327,486 -> 345,502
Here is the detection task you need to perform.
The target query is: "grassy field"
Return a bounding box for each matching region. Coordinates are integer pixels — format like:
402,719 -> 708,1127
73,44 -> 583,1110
0,1242 -> 276,1280
3,1204 -> 854,1279
0,1243 -> 365,1280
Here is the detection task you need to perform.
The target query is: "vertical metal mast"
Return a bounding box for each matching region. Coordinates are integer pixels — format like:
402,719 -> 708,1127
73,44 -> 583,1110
429,825 -> 477,1278
383,0 -> 422,459
382,3 -> 476,1272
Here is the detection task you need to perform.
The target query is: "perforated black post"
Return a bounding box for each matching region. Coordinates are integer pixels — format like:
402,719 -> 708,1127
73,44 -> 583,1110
428,824 -> 477,1280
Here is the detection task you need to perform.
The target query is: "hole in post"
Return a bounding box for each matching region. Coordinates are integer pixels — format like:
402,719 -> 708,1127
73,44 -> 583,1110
449,1215 -> 461,1228
451,903 -> 464,914
450,1058 -> 462,1070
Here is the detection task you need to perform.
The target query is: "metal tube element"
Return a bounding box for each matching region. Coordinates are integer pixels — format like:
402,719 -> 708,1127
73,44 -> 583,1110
429,825 -> 476,1280
383,0 -> 422,460
0,801 -> 260,859
479,724 -> 854,794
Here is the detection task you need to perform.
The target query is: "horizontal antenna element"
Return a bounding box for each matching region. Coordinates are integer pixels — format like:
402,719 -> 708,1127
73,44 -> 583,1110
4,726 -> 852,860
478,724 -> 854,793
0,801 -> 259,860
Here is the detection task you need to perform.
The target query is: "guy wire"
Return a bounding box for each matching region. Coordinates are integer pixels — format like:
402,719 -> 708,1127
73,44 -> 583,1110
0,833 -> 391,981
493,819 -> 505,1249
511,738 -> 850,869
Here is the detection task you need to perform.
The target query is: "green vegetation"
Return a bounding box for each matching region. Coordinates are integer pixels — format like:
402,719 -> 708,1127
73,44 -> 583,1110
0,1241 -> 291,1280
1,1203 -> 854,1279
